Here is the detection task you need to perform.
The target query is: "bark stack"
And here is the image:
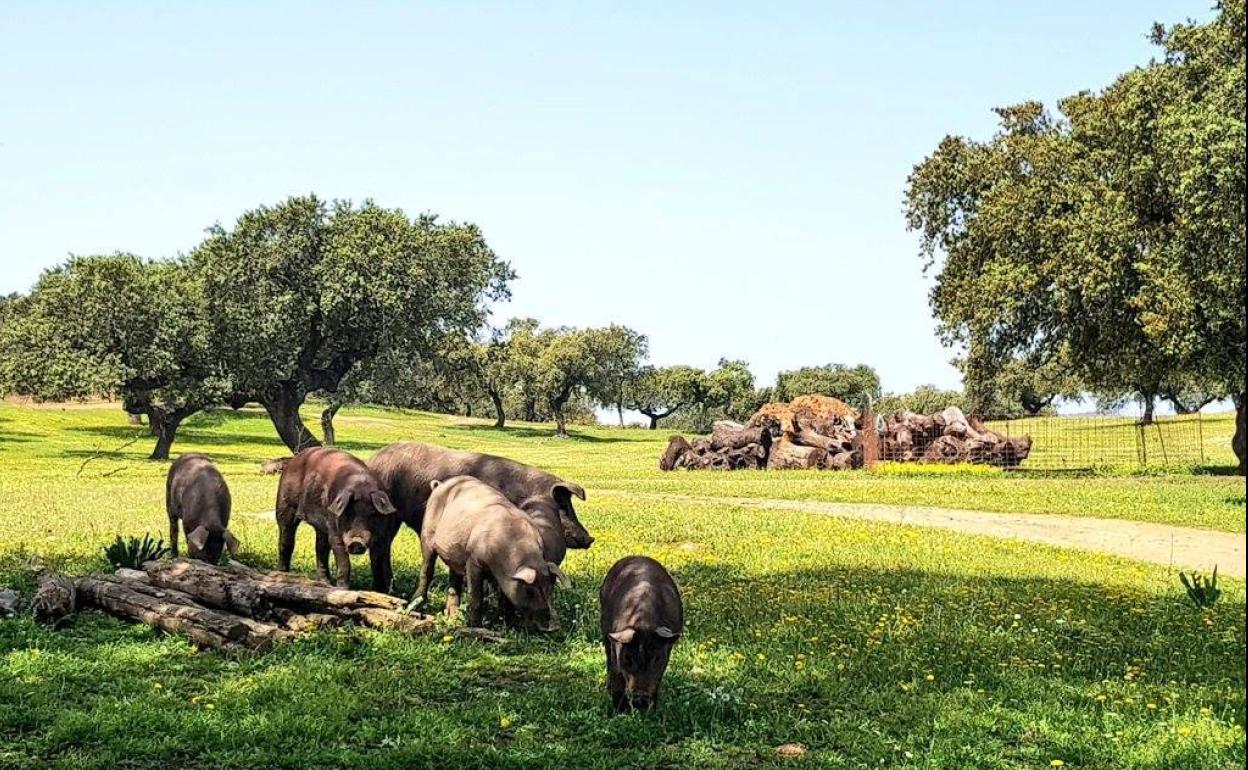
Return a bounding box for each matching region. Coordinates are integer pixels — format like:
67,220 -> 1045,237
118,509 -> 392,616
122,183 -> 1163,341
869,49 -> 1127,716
68,558 -> 436,651
660,400 -> 1031,472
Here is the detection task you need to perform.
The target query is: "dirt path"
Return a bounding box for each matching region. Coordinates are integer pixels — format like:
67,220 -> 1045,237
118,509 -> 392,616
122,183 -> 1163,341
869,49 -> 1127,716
613,493 -> 1246,578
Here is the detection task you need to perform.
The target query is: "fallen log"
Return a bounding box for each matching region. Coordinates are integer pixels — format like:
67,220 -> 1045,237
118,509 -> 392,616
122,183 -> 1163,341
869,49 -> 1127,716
63,555 -> 441,651
710,421 -> 772,453
218,559 -> 406,610
921,435 -> 966,463
767,439 -> 828,470
659,435 -> 692,471
350,606 -> 438,633
75,575 -> 267,650
144,559 -> 273,619
792,422 -> 850,454
822,451 -> 857,471
31,571 -> 76,626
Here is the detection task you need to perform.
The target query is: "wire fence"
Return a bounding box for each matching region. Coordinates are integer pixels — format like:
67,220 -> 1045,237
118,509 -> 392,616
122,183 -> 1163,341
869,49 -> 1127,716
982,411 -> 1236,472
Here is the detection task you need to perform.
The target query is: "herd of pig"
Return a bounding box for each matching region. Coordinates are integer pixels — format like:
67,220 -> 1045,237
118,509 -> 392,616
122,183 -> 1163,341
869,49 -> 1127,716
164,441 -> 682,713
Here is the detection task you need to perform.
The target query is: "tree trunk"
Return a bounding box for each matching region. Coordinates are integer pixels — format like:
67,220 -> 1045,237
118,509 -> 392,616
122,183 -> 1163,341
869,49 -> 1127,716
1234,391 -> 1246,476
1140,394 -> 1156,425
640,405 -> 678,430
551,392 -> 570,438
488,388 -> 505,429
263,385 -> 320,453
321,403 -> 341,446
147,406 -> 194,460
523,397 -> 537,423
617,401 -> 625,427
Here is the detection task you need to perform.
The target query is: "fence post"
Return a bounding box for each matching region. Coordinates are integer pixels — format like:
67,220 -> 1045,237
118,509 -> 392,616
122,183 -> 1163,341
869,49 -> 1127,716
1196,411 -> 1206,466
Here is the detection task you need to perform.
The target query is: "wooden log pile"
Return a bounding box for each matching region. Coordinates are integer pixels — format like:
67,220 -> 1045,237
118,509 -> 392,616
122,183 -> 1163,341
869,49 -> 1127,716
659,398 -> 1031,472
66,558 -> 436,651
660,422 -> 772,470
882,407 -> 1032,467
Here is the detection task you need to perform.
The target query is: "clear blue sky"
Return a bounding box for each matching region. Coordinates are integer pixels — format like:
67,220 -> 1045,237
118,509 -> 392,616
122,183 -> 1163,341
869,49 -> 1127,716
0,0 -> 1214,396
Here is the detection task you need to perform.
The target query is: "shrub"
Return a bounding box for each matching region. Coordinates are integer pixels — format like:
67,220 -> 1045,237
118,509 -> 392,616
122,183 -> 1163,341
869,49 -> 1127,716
103,534 -> 169,569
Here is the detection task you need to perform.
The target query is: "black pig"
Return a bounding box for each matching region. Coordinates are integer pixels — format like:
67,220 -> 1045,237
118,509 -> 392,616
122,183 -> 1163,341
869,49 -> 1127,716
275,447 -> 397,589
599,555 -> 683,713
166,453 -> 238,563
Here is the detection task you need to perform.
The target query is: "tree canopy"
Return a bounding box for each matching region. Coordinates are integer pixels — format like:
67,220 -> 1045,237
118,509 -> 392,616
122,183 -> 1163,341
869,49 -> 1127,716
192,196 -> 512,451
775,363 -> 881,408
626,365 -> 707,429
905,1 -> 1244,462
0,254 -> 225,458
531,324 -> 647,437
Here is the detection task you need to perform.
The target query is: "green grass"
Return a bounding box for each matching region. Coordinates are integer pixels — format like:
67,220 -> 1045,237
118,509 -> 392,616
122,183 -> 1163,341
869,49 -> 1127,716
0,402 -> 1244,769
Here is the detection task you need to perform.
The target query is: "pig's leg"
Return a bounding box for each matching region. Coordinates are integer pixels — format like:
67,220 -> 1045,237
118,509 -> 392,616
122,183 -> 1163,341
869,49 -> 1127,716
445,571 -> 463,620
605,644 -> 629,713
314,529 -> 332,583
331,537 -> 352,588
168,516 -> 180,558
465,563 -> 485,627
412,544 -> 437,609
369,537 -> 393,594
498,592 -> 516,627
276,515 -> 299,572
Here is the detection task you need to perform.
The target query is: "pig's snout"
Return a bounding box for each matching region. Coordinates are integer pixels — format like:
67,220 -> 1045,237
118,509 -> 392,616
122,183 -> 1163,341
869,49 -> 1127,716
628,693 -> 655,711
345,540 -> 367,556
621,675 -> 661,711
565,524 -> 595,549
529,607 -> 559,633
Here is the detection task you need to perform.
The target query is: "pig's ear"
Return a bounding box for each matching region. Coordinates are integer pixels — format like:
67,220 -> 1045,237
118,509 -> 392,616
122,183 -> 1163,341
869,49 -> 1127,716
512,566 -> 538,585
223,530 -> 240,555
187,526 -> 209,552
608,628 -> 635,644
328,490 -> 351,517
370,491 -> 396,515
546,562 -> 571,587
655,626 -> 679,640
429,479 -> 442,492
552,482 -> 586,502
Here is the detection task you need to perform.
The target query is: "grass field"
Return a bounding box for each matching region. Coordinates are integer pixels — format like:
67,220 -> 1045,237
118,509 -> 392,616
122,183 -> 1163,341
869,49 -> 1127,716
0,402 -> 1244,769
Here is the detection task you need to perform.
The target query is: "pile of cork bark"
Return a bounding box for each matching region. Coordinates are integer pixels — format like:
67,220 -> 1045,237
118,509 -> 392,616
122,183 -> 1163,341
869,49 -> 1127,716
659,396 -> 1031,472
882,407 -> 1032,467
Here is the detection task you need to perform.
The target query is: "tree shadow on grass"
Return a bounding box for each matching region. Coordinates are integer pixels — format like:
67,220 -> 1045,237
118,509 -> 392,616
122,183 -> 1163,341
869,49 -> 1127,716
1194,463 -> 1245,477
63,421 -> 389,460
451,423 -> 632,443
1,559 -> 1241,769
0,414 -> 39,444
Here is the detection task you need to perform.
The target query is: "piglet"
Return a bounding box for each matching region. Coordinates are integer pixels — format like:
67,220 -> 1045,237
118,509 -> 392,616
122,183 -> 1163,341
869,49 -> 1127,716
166,453 -> 238,563
599,555 -> 683,713
414,475 -> 568,630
